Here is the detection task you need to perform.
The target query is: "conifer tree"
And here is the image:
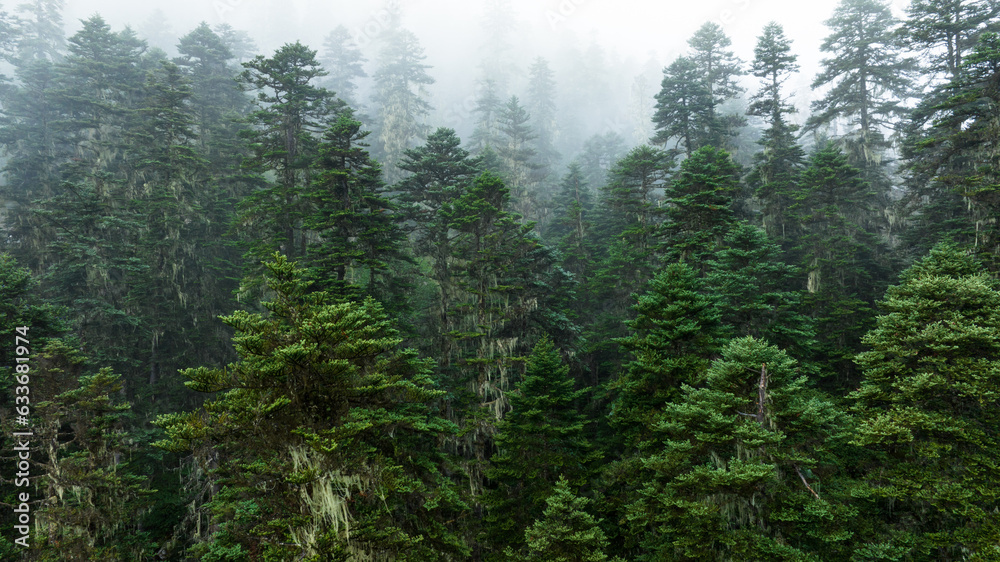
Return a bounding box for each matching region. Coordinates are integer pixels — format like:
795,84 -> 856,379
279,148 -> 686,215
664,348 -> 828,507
706,223 -> 816,359
302,109 -> 408,303
523,478 -> 616,562
851,243 -> 1000,558
804,0 -> 915,174
371,28 -> 434,184
154,255 -> 469,560
791,143 -> 889,387
469,78 -> 503,153
320,24 -> 366,106
634,337 -> 853,561
484,338 -> 594,559
546,162 -> 594,281
651,56 -> 713,156
687,22 -> 746,150
496,95 -> 540,221
659,145 -> 742,267
237,41 -> 340,263
526,57 -> 560,182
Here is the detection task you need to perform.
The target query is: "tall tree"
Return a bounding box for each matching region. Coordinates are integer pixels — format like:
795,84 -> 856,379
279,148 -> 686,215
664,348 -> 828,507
651,56 -> 713,156
371,28 -> 434,184
687,21 -> 746,150
237,41 -> 339,262
526,57 -> 560,182
484,338 -> 595,559
804,0 -> 916,174
852,243 -> 1000,558
901,0 -> 1000,83
495,95 -> 540,221
320,24 -> 367,106
154,255 -> 469,560
634,337 -> 853,561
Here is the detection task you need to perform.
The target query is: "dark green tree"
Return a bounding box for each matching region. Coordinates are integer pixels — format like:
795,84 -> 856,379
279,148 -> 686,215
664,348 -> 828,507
804,0 -> 916,174
851,243 -> 1000,558
651,56 -> 713,156
484,338 -> 594,559
237,41 -> 340,262
659,145 -> 742,268
634,337 -> 853,561
154,255 -> 469,560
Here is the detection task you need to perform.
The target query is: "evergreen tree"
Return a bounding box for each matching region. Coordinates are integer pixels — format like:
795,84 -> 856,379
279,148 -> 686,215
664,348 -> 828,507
154,255 -> 469,560
634,337 -> 853,561
396,128 -> 481,365
901,32 -> 1000,261
901,0 -> 1000,83
484,338 -> 594,559
746,21 -> 805,247
852,243 -> 1000,558
706,223 -> 816,359
28,343 -> 153,561
608,262 -> 725,450
469,78 -> 503,153
495,95 -> 540,221
659,145 -> 742,268
546,162 -> 594,282
791,143 -> 889,388
302,109 -> 409,303
651,55 -> 713,156
686,22 -> 746,150
526,57 -> 560,182
320,24 -> 366,106
371,28 -> 434,184
804,0 -> 915,173
523,477 -> 616,562
237,41 -> 339,262
13,0 -> 64,63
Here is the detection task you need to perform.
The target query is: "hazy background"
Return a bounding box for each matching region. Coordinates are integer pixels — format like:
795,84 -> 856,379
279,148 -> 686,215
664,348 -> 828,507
56,0 -> 912,162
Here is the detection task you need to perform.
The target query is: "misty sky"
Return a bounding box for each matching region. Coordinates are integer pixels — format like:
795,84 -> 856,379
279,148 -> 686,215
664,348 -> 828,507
58,0 -> 913,145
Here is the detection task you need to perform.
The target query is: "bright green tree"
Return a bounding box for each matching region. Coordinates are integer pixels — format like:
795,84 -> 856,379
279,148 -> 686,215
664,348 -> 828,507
634,337 -> 853,561
523,477 -> 616,562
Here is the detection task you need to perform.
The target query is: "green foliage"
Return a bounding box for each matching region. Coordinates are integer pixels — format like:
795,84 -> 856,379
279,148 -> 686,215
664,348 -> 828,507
522,477 -> 616,562
852,243 -> 1000,558
634,337 -> 853,561
155,255 -> 469,560
483,338 -> 595,558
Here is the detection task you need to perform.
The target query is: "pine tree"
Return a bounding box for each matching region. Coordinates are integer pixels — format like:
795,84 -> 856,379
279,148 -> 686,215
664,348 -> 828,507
13,0 -> 64,63
320,24 -> 366,106
651,55 -> 713,156
804,0 -> 916,173
523,478 -> 616,562
469,78 -> 503,153
659,145 -> 742,268
484,338 -> 595,559
852,243 -> 1000,558
237,41 -> 340,262
154,255 -> 469,560
634,337 -> 853,561
706,223 -> 816,359
371,28 -> 434,184
546,162 -> 594,282
791,143 -> 889,388
302,109 -> 408,303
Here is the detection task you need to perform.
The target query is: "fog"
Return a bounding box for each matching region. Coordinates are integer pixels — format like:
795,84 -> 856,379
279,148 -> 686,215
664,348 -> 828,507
56,0 -> 914,160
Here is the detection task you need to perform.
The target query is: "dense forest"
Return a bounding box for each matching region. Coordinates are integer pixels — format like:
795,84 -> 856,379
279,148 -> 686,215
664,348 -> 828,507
3,0 -> 1000,559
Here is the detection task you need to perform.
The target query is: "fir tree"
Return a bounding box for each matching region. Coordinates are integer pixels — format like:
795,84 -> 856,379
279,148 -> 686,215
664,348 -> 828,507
320,24 -> 366,106
523,478 -> 616,562
484,337 -> 595,559
371,28 -> 434,184
154,255 -> 469,560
